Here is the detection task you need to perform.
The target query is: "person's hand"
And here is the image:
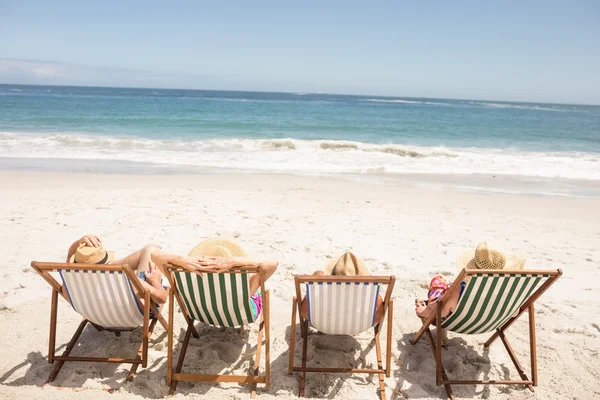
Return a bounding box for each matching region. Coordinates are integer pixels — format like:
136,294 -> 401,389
145,261 -> 162,287
174,256 -> 203,271
80,234 -> 102,247
197,256 -> 236,273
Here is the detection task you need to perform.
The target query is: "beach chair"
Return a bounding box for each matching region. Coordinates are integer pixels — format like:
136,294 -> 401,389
164,264 -> 270,397
411,268 -> 562,399
30,261 -> 167,383
288,275 -> 395,400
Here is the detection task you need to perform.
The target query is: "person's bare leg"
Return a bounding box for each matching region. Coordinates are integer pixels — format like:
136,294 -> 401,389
136,245 -> 161,274
112,245 -> 160,274
112,245 -> 166,303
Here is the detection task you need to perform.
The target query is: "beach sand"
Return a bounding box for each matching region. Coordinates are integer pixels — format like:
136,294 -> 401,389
1,171 -> 599,400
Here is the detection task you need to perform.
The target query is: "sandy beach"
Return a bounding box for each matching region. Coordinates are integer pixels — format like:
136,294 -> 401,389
1,171 -> 599,400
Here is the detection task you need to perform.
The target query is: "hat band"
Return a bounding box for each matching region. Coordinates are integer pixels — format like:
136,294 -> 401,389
74,251 -> 109,264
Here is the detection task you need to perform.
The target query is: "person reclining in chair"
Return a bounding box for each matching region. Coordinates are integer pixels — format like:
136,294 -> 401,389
300,251 -> 386,325
153,237 -> 279,322
66,234 -> 210,304
414,242 -> 526,320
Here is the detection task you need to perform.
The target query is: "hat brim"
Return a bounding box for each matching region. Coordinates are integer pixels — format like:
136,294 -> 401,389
69,251 -> 114,264
189,238 -> 248,258
456,249 -> 526,273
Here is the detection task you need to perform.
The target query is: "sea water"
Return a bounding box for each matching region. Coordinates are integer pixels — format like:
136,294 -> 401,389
1,84 -> 599,192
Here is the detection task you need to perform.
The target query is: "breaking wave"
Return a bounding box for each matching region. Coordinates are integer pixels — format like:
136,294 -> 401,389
1,132 -> 599,180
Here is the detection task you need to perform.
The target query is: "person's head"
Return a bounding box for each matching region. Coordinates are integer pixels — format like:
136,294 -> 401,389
69,243 -> 114,264
188,237 -> 248,257
456,242 -> 526,272
325,251 -> 369,276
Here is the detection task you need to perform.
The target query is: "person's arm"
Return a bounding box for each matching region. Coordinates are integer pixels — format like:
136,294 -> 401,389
199,256 -> 277,270
151,250 -> 214,274
416,288 -> 461,319
139,262 -> 167,304
66,234 -> 102,262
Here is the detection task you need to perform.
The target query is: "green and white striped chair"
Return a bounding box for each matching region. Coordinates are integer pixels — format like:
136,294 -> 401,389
30,262 -> 167,383
412,268 -> 562,399
165,265 -> 270,398
288,275 -> 395,400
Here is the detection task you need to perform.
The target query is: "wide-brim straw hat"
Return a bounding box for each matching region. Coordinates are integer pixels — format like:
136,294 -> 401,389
69,243 -> 114,264
189,237 -> 248,257
457,242 -> 526,273
325,251 -> 370,276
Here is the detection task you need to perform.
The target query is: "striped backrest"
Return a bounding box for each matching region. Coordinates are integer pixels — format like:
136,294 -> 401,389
306,281 -> 380,336
441,273 -> 549,334
60,269 -> 144,329
173,271 -> 257,327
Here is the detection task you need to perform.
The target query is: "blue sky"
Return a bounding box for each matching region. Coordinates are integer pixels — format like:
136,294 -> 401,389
1,1 -> 599,104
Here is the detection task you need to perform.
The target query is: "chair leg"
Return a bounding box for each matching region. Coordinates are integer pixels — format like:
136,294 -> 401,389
386,299 -> 393,378
424,328 -> 454,400
288,296 -> 297,375
299,320 -> 308,398
141,291 -> 150,368
168,322 -> 194,396
499,331 -> 534,392
46,319 -> 88,383
251,315 -> 265,398
167,285 -> 175,386
374,326 -> 386,400
529,304 -> 538,387
127,317 -> 158,382
435,303 -> 442,387
48,289 -> 58,364
264,290 -> 271,391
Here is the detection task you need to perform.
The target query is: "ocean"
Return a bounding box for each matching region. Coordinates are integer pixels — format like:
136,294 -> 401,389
1,84 -> 599,195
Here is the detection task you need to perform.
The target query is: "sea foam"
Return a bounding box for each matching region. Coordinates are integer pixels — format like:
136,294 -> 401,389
1,132 -> 599,181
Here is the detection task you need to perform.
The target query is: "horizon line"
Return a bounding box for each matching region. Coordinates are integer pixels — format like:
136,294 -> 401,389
1,82 -> 598,107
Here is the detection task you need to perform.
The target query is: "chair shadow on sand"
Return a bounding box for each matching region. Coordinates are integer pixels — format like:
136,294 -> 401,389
280,324 -> 383,399
0,320 -> 263,398
392,330 -> 531,400
0,323 -> 170,397
0,325 -> 147,390
162,322 -> 265,397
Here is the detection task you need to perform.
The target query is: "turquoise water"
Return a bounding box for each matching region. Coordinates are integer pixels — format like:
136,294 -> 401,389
1,84 -> 599,180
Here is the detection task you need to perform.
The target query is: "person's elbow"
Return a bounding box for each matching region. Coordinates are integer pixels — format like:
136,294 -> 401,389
154,290 -> 168,304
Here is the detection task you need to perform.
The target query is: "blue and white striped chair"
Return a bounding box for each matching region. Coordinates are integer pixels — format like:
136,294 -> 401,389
288,275 -> 395,400
411,268 -> 562,399
31,261 -> 167,383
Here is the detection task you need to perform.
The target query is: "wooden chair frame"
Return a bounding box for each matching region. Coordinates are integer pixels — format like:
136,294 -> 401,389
30,261 -> 168,383
288,275 -> 396,400
164,264 -> 270,398
411,268 -> 562,399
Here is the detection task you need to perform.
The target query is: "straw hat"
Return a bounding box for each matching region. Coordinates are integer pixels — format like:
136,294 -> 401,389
69,243 -> 114,264
325,251 -> 369,276
189,237 -> 248,257
456,242 -> 526,273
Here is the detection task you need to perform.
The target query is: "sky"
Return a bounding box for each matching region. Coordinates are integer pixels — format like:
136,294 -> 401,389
1,1 -> 599,104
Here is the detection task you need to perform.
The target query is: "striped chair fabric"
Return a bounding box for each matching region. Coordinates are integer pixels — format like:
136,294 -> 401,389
173,271 -> 257,328
60,270 -> 144,329
306,281 -> 380,336
441,273 -> 549,334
